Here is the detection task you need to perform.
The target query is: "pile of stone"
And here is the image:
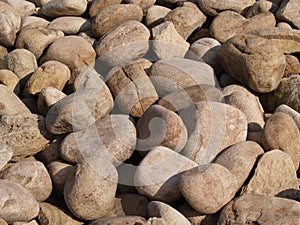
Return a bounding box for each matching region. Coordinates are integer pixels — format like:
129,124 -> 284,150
0,0 -> 300,224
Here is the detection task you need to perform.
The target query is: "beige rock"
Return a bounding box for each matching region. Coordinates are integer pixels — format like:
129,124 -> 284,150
13,220 -> 38,225
73,66 -> 104,91
46,87 -> 113,134
60,115 -> 136,165
0,70 -> 20,94
211,11 -> 276,43
106,63 -> 158,117
134,146 -> 198,203
92,4 -> 143,38
27,0 -> 51,7
180,101 -> 247,165
90,216 -> 147,225
41,0 -> 87,17
218,194 -> 300,225
164,2 -> 206,40
145,5 -> 171,27
48,17 -> 91,35
276,0 -> 300,29
262,112 -> 300,171
275,104 -> 300,129
0,145 -> 13,172
179,163 -> 237,214
124,0 -> 156,13
89,0 -> 122,18
147,201 -> 191,225
64,157 -> 118,220
149,58 -> 216,97
277,21 -> 293,29
0,219 -> 7,225
36,136 -> 63,165
21,16 -> 49,30
95,20 -> 150,67
0,46 -> 7,58
104,198 -> 125,218
2,0 -> 35,17
77,31 -> 96,46
0,180 -> 39,224
284,55 -> 300,78
214,141 -> 264,189
152,21 -> 190,59
245,0 -> 279,18
37,87 -> 66,115
25,61 -> 70,95
0,2 -> 21,47
0,160 -> 52,201
0,114 -> 52,158
136,105 -> 187,151
117,194 -> 149,217
147,217 -> 167,225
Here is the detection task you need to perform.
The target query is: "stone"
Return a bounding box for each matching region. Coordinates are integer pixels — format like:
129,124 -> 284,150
0,85 -> 30,116
21,16 -> 49,30
275,104 -> 300,129
106,63 -> 158,117
37,87 -> 66,115
0,114 -> 52,158
89,0 -> 122,18
284,55 -> 300,78
0,46 -> 7,58
277,21 -> 293,29
218,194 -> 300,225
46,87 -> 113,134
214,141 -> 264,189
2,0 -> 35,17
245,0 -> 279,18
104,198 -> 125,218
90,216 -> 147,225
147,201 -> 191,225
158,85 -> 223,112
0,70 -> 20,94
0,180 -> 39,224
124,0 -> 156,13
262,112 -> 300,171
25,61 -> 70,96
0,2 -> 21,47
117,194 -> 149,217
0,219 -> 6,225
73,67 -> 104,91
41,0 -> 87,18
95,20 -> 150,67
60,115 -> 136,165
242,150 -> 299,196
134,146 -> 198,203
136,105 -> 187,152
64,157 -> 118,220
179,163 -> 237,214
0,145 -> 13,171
219,34 -> 286,93
147,217 -> 167,225
196,0 -> 255,16
13,220 -> 38,225
48,17 -> 91,35
77,31 -> 96,46
16,25 -> 64,59
149,58 -> 216,97
164,2 -> 206,40
21,96 -> 38,114
36,136 -> 63,165
180,101 -> 247,165
276,0 -> 300,29
38,202 -> 83,225
211,11 -> 276,43
27,0 -> 51,7
0,160 -> 52,201
218,73 -> 240,88
145,5 -> 171,27
92,4 -> 143,38
152,21 -> 190,59
40,35 -> 96,83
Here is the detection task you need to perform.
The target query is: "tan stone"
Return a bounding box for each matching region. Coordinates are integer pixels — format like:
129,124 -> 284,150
41,0 -> 87,17
145,5 -> 171,27
89,0 -> 122,18
36,136 -> 63,165
276,0 -> 300,29
90,216 -> 147,225
284,55 -> 300,78
2,0 -> 35,17
0,145 -> 13,172
20,16 -> 49,30
245,0 -> 279,18
37,87 -> 66,115
0,70 -> 20,94
48,17 -> 91,35
275,104 -> 300,129
124,0 -> 156,13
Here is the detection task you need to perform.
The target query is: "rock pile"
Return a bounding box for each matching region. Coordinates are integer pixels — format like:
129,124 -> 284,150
0,0 -> 299,224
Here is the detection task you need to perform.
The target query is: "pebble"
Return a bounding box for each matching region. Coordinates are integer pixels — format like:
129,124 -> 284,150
89,0 -> 122,18
145,5 -> 171,27
3,0 -> 35,17
48,17 -> 91,35
37,87 -> 66,115
90,216 -> 147,225
0,70 -> 20,94
275,104 -> 300,129
0,145 -> 13,171
276,0 -> 300,29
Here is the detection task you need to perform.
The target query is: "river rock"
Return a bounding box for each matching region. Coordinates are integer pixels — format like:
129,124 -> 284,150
245,0 -> 279,18
0,219 -> 6,225
89,0 -> 122,18
37,87 -> 66,115
73,67 -> 104,91
0,145 -> 13,171
134,146 -> 198,203
21,16 -> 49,30
276,0 -> 300,29
0,46 -> 7,58
48,17 -> 91,35
284,55 -> 300,77
125,0 -> 156,13
0,180 -> 40,224
218,194 -> 300,225
180,101 -> 247,165
64,157 -> 118,220
275,104 -> 300,129
26,0 -> 51,7
2,0 -> 35,17
90,216 -> 147,225
0,70 -> 20,94
145,5 -> 171,27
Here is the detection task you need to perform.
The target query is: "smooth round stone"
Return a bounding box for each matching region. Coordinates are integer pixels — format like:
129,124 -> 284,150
3,0 -> 35,17
20,16 -> 49,30
145,5 -> 171,27
0,70 -> 20,94
48,17 -> 91,35
41,0 -> 87,17
124,0 -> 156,13
0,145 -> 13,171
37,87 -> 66,115
275,104 -> 300,129
89,0 -> 122,18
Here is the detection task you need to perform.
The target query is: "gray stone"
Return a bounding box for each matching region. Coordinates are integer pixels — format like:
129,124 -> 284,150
37,87 -> 66,115
0,145 -> 13,171
145,5 -> 171,27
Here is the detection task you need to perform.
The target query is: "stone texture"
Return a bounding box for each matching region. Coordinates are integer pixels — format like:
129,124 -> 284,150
0,145 -> 13,171
276,0 -> 300,29
2,0 -> 35,17
0,2 -> 21,47
95,20 -> 150,67
147,201 -> 191,225
0,180 -> 40,224
37,87 -> 66,115
179,163 -> 237,214
48,17 -> 91,35
26,0 -> 51,7
46,86 -> 113,134
117,194 -> 149,217
21,16 -> 49,30
0,160 -> 52,201
106,63 -> 158,117
136,105 -> 187,152
275,104 -> 300,129
124,0 -> 156,13
284,55 -> 300,77
89,0 -> 122,18
145,5 -> 171,27
245,0 -> 279,18
218,194 -> 300,225
134,146 -> 198,203
149,58 -> 216,97
0,114 -> 52,158
90,216 -> 147,225
262,112 -> 300,171
211,11 -> 276,43
92,4 -> 143,38
60,115 -> 136,165
64,157 -> 118,220
36,136 -> 63,165
242,150 -> 299,196
73,66 -> 104,91
164,2 -> 206,40
0,70 -> 20,94
0,46 -> 7,58
180,101 -> 247,165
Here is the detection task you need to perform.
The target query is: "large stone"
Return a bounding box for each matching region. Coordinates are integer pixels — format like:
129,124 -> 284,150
134,146 -> 198,203
179,163 -> 237,214
0,70 -> 20,94
275,104 -> 300,129
41,0 -> 87,18
89,0 -> 122,18
0,180 -> 39,224
245,0 -> 279,18
0,2 -> 21,47
37,87 -> 66,115
64,158 -> 118,220
92,4 -> 143,38
2,0 -> 35,17
20,16 -> 49,30
218,194 -> 300,225
180,101 -> 247,165
0,145 -> 13,171
48,17 -> 91,35
60,115 -> 136,165
276,0 -> 300,29
0,114 -> 52,158
145,5 -> 171,27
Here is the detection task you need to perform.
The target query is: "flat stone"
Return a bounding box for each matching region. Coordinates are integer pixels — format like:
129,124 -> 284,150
41,0 -> 87,18
48,17 -> 91,35
276,0 -> 300,29
37,87 -> 66,115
